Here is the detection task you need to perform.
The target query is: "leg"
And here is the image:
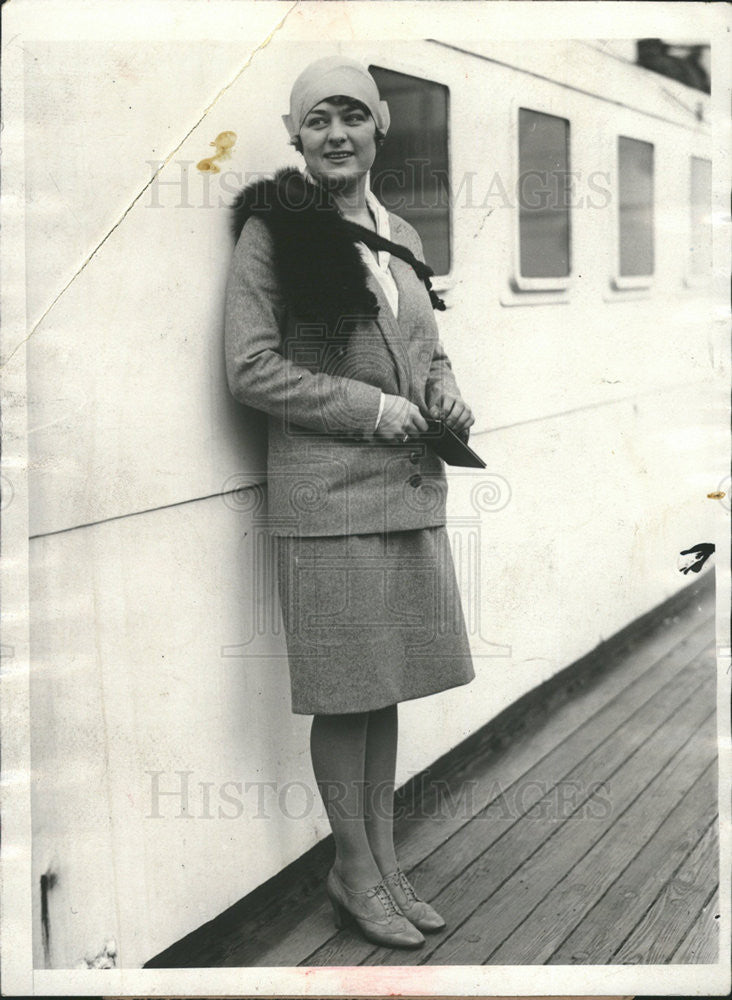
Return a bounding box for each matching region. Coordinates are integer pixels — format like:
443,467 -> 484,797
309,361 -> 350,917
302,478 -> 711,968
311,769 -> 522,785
310,711 -> 382,890
363,702 -> 399,876
314,706 -> 428,948
363,703 -> 447,931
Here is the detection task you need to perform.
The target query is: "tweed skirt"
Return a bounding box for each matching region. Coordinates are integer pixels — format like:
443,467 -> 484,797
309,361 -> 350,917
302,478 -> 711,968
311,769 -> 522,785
274,525 -> 475,715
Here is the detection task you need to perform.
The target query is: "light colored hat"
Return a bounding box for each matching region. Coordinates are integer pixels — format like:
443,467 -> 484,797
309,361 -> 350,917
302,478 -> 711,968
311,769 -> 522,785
282,56 -> 390,144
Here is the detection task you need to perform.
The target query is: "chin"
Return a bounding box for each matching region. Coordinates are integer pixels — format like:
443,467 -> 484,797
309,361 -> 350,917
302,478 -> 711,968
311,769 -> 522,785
316,162 -> 368,186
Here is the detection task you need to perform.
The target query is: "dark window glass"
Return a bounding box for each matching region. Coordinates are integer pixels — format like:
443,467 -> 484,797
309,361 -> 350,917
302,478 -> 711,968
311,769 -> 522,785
368,66 -> 450,274
517,108 -> 571,279
690,156 -> 712,276
618,136 -> 654,276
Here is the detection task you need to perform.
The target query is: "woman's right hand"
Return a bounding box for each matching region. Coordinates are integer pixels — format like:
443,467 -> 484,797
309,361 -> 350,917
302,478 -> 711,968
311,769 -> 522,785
375,394 -> 430,442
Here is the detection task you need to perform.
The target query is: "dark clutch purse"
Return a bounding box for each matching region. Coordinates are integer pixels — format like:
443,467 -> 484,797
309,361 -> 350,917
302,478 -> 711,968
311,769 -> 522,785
419,418 -> 486,468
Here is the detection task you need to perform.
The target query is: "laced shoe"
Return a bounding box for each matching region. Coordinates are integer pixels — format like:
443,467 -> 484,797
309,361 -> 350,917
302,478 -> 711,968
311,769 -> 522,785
325,867 -> 425,948
382,867 -> 446,932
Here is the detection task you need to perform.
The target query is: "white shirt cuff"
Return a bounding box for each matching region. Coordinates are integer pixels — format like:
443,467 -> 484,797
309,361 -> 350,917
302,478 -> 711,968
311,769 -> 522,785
374,391 -> 386,431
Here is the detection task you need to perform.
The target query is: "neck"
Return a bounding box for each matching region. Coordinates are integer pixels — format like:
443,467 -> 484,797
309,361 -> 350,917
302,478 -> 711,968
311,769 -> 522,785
321,172 -> 370,217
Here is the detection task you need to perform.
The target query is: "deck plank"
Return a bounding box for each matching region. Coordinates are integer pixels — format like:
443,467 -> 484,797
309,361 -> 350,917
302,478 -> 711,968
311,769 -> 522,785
394,613 -> 717,873
548,760 -> 718,964
315,655 -> 714,966
143,579 -> 717,969
425,699 -> 716,965
671,889 -> 720,964
250,616 -> 714,967
612,821 -> 720,964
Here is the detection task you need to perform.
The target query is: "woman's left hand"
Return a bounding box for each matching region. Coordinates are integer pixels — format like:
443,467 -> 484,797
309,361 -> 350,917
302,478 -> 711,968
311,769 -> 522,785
427,393 -> 475,437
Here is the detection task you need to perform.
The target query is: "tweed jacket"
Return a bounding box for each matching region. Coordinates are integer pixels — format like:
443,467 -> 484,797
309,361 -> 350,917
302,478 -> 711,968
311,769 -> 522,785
224,203 -> 465,537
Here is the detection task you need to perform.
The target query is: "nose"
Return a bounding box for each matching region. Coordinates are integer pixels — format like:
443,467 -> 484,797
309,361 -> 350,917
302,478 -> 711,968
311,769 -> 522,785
326,116 -> 348,144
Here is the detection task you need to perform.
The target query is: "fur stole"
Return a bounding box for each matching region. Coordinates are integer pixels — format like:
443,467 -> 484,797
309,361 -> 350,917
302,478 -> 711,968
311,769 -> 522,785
230,167 -> 380,334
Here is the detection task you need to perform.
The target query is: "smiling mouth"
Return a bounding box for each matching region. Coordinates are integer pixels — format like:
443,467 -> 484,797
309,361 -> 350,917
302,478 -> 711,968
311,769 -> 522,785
325,152 -> 353,160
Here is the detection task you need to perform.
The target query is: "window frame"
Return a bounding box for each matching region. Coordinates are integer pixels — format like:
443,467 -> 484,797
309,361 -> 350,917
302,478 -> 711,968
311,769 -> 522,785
684,153 -> 713,289
367,60 -> 454,288
611,132 -> 656,291
508,95 -> 575,295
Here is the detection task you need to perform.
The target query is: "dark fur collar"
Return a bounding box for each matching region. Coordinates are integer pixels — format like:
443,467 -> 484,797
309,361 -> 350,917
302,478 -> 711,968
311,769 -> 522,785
230,167 -> 380,331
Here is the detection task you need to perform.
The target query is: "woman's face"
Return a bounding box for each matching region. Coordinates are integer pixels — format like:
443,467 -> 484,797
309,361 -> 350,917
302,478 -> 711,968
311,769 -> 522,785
299,98 -> 377,187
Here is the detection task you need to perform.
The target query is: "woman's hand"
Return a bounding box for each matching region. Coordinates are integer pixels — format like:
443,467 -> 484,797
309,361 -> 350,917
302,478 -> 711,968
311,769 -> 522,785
428,393 -> 475,438
375,394 -> 430,441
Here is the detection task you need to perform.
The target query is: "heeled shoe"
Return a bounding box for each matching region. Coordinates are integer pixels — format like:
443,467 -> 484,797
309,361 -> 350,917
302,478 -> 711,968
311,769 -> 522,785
325,867 -> 425,949
382,867 -> 446,932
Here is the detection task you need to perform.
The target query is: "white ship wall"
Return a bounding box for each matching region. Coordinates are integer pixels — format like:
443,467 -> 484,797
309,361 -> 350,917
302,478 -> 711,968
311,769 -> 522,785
24,37 -> 723,967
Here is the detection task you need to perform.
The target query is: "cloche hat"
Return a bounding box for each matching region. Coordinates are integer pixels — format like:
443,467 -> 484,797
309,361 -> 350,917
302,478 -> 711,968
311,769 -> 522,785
282,55 -> 390,145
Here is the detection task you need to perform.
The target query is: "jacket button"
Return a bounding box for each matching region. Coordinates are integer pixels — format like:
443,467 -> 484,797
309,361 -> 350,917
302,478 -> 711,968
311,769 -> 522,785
409,451 -> 420,465
408,473 -> 422,488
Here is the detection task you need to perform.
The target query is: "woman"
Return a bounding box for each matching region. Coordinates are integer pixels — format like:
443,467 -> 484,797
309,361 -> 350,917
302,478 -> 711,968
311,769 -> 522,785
224,55 -> 476,950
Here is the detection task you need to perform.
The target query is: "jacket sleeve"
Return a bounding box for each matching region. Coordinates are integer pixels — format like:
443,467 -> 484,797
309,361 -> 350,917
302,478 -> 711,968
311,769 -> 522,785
424,336 -> 463,411
403,226 -> 463,410
224,215 -> 383,438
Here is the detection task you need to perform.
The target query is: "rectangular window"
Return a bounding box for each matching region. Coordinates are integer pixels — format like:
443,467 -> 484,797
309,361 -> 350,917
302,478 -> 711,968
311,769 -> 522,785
617,136 -> 654,278
368,66 -> 450,275
517,108 -> 571,280
690,156 -> 712,277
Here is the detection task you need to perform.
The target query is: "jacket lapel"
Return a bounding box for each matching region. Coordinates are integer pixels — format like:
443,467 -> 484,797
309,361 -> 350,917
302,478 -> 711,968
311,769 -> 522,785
362,262 -> 414,398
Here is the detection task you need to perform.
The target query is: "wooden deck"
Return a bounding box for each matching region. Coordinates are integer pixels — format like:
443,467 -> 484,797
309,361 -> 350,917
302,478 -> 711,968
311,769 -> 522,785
146,571 -> 719,968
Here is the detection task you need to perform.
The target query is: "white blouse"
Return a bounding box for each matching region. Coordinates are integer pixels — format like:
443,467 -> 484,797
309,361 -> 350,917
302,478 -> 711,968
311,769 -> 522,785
354,186 -> 399,319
